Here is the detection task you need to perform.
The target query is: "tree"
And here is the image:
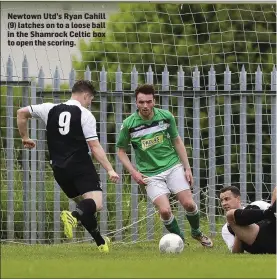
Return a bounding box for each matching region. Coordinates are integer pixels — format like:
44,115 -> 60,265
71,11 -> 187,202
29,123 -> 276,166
73,3 -> 276,90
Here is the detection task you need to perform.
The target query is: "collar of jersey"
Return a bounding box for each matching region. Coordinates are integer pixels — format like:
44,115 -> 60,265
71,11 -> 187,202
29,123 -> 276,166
66,99 -> 82,108
136,107 -> 157,121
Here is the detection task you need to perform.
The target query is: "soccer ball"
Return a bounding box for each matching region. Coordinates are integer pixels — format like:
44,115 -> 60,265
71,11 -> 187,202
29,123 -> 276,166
159,233 -> 184,253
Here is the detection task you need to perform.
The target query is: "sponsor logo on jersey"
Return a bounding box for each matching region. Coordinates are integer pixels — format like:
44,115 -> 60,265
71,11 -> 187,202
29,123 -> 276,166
141,134 -> 163,150
134,125 -> 146,131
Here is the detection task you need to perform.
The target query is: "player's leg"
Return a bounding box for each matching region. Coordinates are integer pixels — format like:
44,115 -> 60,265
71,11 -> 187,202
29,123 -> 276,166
51,166 -> 79,239
145,173 -> 184,239
153,194 -> 184,240
73,166 -> 109,251
72,191 -> 109,252
167,164 -> 213,247
60,162 -> 109,252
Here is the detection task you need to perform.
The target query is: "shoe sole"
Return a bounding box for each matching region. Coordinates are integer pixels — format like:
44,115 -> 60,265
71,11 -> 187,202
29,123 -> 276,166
60,212 -> 73,239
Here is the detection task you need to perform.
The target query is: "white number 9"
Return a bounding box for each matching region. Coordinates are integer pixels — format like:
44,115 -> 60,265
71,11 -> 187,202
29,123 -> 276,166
58,111 -> 71,135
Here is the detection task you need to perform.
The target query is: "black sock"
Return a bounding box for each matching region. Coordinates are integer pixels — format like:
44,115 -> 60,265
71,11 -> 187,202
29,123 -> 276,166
72,199 -> 105,246
234,208 -> 266,226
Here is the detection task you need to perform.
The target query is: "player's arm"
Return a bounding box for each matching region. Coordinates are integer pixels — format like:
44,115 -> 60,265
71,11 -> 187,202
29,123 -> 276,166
271,186 -> 276,204
17,107 -> 35,149
87,140 -> 119,183
17,103 -> 53,149
231,236 -> 244,253
82,112 -> 119,183
173,136 -> 191,170
117,148 -> 137,175
173,137 -> 193,185
167,112 -> 193,186
117,148 -> 147,185
116,123 -> 147,185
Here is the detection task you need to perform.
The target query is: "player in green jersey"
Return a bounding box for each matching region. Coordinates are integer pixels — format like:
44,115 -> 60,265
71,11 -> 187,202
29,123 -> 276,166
116,84 -> 213,247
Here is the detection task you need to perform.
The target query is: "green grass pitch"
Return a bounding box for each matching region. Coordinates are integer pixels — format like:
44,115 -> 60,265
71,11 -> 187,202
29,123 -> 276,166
1,237 -> 276,278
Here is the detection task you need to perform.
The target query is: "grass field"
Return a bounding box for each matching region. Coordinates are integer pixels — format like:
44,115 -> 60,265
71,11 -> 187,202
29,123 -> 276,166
1,237 -> 276,278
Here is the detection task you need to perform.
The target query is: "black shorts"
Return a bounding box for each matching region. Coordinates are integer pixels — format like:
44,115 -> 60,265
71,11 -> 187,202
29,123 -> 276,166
51,160 -> 102,199
243,220 -> 276,254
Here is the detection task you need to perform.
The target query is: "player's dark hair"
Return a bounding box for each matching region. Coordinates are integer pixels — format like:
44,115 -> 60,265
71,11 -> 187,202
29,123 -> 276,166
135,84 -> 155,99
220,185 -> 241,197
72,80 -> 96,96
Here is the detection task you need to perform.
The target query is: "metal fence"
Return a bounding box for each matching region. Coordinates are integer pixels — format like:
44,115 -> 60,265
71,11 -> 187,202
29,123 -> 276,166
1,55 -> 276,243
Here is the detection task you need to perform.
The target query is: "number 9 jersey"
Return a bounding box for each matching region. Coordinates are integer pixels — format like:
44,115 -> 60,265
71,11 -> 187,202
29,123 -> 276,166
28,99 -> 98,168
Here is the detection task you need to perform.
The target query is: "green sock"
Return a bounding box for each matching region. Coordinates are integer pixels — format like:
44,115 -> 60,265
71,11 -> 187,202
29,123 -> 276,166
162,215 -> 184,240
186,207 -> 201,236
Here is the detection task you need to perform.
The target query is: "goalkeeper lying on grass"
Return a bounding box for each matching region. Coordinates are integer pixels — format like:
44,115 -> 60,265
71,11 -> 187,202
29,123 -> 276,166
220,185 -> 276,254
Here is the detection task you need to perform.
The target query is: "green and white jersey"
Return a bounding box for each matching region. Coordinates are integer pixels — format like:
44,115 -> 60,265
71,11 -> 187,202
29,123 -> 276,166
116,107 -> 180,177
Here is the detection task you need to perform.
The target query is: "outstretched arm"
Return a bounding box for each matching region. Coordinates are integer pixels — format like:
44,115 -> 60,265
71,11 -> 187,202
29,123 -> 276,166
17,107 -> 36,149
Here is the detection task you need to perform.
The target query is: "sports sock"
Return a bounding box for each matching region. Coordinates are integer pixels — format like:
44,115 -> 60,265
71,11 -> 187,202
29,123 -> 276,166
186,205 -> 201,236
72,199 -> 105,246
161,214 -> 184,239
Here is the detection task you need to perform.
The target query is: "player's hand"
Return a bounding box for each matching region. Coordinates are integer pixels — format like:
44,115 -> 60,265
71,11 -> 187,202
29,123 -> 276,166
107,170 -> 120,183
22,138 -> 36,149
131,170 -> 148,185
185,168 -> 194,188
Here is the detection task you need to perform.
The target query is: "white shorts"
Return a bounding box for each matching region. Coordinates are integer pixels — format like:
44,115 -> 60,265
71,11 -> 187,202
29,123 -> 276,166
144,164 -> 190,202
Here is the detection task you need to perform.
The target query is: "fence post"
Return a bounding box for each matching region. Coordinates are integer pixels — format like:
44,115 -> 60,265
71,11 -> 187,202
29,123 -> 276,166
146,66 -> 153,85
177,65 -> 185,236
161,65 -> 169,110
130,66 -> 139,241
99,65 -> 108,236
67,68 -> 77,240
52,67 -> 61,243
224,65 -> 232,186
145,66 -> 155,240
69,68 -> 76,89
207,65 -> 216,236
30,78 -> 37,244
115,65 -> 123,241
255,65 -> 263,200
37,67 -> 46,243
6,56 -> 14,241
239,65 -> 247,204
193,66 -> 201,211
161,65 -> 170,236
271,66 -> 277,192
82,66 -> 92,240
22,55 -> 30,243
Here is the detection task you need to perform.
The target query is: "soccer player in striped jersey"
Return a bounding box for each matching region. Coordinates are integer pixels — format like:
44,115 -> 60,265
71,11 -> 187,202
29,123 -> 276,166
116,84 -> 213,247
17,80 -> 119,252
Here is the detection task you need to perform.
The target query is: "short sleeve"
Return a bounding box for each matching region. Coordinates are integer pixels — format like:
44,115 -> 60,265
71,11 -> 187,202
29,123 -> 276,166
81,111 -> 98,141
116,122 -> 130,149
168,112 -> 179,139
28,103 -> 55,124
